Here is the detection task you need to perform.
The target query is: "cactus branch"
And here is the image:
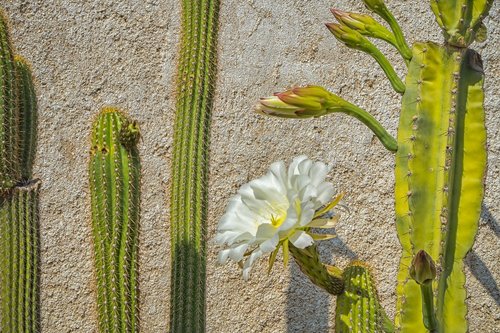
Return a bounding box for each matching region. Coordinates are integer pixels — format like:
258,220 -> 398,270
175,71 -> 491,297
170,0 -> 221,331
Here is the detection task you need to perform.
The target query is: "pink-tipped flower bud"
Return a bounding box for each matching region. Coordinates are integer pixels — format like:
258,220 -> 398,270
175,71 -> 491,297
410,250 -> 437,285
325,23 -> 369,50
256,86 -> 347,119
331,9 -> 395,44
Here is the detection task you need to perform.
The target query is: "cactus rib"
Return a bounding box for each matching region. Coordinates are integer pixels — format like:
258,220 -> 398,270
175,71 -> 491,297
170,0 -> 220,331
0,180 -> 41,333
89,108 -> 141,332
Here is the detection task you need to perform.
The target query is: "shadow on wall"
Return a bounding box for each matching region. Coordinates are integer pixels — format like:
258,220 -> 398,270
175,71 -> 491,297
465,205 -> 500,307
286,236 -> 357,333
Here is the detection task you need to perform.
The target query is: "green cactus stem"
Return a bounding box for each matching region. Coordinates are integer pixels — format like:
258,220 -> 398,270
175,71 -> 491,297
362,0 -> 412,60
289,244 -> 344,295
0,11 -> 20,191
430,0 -> 493,47
335,261 -> 394,333
0,180 -> 41,333
394,42 -> 487,332
169,0 -> 220,331
257,86 -> 398,152
326,23 -> 405,93
89,108 -> 141,333
14,56 -> 37,182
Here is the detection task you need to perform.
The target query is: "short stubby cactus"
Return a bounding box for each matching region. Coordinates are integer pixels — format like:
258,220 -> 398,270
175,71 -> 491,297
0,11 -> 20,191
89,108 -> 141,333
0,180 -> 41,333
336,262 -> 394,333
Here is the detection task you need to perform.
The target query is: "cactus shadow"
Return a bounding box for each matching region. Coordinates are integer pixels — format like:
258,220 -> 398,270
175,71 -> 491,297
286,234 -> 357,333
464,204 -> 500,307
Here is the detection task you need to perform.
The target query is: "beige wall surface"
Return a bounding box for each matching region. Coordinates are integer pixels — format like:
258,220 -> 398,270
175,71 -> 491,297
2,0 -> 499,332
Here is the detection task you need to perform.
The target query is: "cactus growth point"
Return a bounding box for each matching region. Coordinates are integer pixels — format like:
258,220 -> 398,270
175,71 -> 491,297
169,0 -> 221,331
89,108 -> 141,333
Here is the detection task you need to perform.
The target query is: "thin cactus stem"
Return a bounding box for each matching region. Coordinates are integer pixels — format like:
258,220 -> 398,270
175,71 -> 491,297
289,244 -> 344,295
331,100 -> 398,152
89,108 -> 141,333
0,180 -> 41,333
169,0 -> 220,331
420,283 -> 437,332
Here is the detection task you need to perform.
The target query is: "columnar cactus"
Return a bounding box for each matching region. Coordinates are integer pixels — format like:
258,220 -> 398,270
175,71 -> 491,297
255,0 -> 492,332
0,180 -> 41,333
0,11 -> 20,191
89,107 -> 141,333
170,0 -> 220,331
0,9 -> 41,333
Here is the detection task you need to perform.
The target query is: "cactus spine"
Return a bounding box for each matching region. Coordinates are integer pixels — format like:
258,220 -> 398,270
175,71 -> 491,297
89,108 -> 141,333
170,0 -> 220,331
256,0 -> 492,331
0,9 -> 41,332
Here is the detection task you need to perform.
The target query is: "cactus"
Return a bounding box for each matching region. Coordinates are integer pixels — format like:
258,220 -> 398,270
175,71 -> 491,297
169,0 -> 220,331
89,108 -> 141,332
0,11 -> 20,191
255,0 -> 492,332
0,9 -> 41,332
0,180 -> 41,333
336,261 -> 394,333
15,56 -> 38,182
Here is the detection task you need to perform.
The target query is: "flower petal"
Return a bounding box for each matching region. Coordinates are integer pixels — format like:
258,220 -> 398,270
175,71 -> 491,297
289,230 -> 314,249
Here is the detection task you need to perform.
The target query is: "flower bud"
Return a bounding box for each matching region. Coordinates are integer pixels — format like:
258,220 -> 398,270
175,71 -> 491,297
362,0 -> 388,13
325,23 -> 368,50
410,250 -> 437,285
331,9 -> 395,44
256,86 -> 348,118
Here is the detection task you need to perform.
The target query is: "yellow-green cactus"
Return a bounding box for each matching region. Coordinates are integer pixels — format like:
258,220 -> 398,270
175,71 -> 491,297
256,0 -> 492,332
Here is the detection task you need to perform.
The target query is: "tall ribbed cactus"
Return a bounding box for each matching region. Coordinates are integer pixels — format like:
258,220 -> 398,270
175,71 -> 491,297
256,0 -> 492,332
0,8 -> 41,332
0,180 -> 41,333
170,0 -> 220,331
89,108 -> 141,333
0,11 -> 20,191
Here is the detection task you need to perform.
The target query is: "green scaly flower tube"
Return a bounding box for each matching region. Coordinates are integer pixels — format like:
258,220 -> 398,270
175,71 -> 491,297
89,108 -> 141,332
169,0 -> 220,331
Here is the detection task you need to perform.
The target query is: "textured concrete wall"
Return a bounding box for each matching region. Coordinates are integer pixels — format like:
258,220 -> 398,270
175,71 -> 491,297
2,0 -> 499,332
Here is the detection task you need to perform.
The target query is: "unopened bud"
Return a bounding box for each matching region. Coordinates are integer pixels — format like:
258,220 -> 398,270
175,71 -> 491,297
331,9 -> 395,44
410,250 -> 437,285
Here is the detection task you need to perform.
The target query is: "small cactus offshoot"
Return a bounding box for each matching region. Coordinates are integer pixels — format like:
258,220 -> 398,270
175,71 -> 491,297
89,108 -> 141,333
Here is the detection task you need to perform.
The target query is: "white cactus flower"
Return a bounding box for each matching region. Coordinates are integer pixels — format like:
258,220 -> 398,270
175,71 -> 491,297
215,155 -> 342,280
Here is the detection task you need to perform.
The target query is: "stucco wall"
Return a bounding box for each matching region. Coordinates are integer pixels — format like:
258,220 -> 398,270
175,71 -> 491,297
2,0 -> 499,332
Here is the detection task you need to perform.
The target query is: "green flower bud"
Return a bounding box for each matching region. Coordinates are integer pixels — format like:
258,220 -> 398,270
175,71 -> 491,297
331,9 -> 396,45
362,0 -> 388,13
410,250 -> 437,285
325,23 -> 370,51
256,86 -> 348,118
